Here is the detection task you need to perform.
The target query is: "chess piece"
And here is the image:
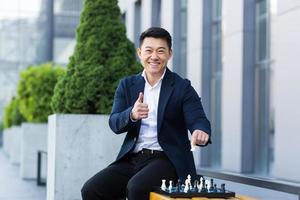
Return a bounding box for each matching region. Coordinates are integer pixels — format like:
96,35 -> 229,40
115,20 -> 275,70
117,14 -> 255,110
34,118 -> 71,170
193,180 -> 198,192
213,184 -> 217,192
201,178 -> 208,193
209,179 -> 214,192
168,180 -> 173,192
184,178 -> 189,193
221,183 -> 226,193
197,177 -> 203,192
190,142 -> 196,151
205,179 -> 210,191
176,179 -> 182,192
187,174 -> 192,190
161,179 -> 167,191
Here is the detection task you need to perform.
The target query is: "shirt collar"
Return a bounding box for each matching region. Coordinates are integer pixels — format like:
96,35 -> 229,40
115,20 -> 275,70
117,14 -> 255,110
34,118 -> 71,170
142,68 -> 166,88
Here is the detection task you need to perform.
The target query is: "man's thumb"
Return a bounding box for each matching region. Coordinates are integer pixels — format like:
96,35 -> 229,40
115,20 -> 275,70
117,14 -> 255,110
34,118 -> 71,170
137,92 -> 143,103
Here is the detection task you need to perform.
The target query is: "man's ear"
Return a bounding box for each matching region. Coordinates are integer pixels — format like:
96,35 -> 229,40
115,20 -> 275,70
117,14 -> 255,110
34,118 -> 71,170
169,49 -> 173,58
136,48 -> 141,57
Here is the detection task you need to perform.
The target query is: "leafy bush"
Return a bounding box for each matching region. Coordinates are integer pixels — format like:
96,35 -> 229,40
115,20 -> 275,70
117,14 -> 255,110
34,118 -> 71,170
3,97 -> 26,129
17,63 -> 65,123
51,0 -> 141,114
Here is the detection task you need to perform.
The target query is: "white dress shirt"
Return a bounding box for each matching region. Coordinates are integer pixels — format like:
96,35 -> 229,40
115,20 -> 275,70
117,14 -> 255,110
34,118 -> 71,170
133,69 -> 166,152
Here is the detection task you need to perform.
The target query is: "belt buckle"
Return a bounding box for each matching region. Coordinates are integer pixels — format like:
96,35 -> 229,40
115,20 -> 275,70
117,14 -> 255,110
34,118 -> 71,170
141,148 -> 154,155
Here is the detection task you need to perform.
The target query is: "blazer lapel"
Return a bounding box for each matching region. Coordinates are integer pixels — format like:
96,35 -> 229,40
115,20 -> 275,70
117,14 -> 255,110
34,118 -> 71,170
157,68 -> 175,133
130,74 -> 145,104
130,74 -> 145,133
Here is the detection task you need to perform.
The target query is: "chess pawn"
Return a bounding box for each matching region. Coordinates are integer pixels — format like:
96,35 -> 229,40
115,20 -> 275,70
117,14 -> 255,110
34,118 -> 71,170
176,179 -> 182,192
184,179 -> 189,193
209,179 -> 214,192
213,184 -> 218,192
168,180 -> 173,192
221,183 -> 226,193
161,179 -> 167,191
201,177 -> 206,192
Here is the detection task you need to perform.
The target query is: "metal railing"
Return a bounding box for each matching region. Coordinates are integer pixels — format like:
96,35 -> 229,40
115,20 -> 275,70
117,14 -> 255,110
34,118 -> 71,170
197,168 -> 300,200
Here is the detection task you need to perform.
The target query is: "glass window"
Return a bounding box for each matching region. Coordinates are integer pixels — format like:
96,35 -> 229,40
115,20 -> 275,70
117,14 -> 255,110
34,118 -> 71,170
134,0 -> 141,48
151,0 -> 161,27
173,0 -> 187,77
254,0 -> 273,174
210,0 -> 222,168
200,0 -> 222,168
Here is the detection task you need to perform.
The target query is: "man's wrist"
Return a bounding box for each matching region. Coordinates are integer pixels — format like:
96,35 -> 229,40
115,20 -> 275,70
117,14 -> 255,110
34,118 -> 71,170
130,111 -> 138,122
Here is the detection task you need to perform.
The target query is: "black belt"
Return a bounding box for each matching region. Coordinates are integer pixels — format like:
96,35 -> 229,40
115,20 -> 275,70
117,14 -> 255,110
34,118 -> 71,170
137,148 -> 165,156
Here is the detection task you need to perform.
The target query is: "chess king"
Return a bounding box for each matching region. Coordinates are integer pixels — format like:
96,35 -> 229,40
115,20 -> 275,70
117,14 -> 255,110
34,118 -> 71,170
81,27 -> 211,200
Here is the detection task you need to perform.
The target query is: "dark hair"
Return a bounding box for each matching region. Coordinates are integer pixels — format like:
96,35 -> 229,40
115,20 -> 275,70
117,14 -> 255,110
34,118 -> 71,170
139,27 -> 172,49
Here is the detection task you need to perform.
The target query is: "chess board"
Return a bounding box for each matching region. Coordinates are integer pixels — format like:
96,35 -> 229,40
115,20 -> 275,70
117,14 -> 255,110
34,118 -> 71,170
154,187 -> 235,198
157,175 -> 236,198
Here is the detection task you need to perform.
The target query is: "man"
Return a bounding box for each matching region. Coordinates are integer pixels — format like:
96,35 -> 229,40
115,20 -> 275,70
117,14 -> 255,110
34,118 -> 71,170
81,27 -> 211,200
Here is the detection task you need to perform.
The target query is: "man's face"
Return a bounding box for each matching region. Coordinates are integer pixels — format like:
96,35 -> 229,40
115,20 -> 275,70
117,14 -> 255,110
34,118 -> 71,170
137,37 -> 172,77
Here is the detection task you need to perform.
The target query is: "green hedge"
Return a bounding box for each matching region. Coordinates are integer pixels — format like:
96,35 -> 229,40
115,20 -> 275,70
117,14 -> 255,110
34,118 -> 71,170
51,0 -> 141,114
3,97 -> 26,129
17,63 -> 65,123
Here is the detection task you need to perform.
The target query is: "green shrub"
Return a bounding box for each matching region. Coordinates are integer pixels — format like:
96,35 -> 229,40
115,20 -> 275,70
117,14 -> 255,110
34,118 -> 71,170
3,97 -> 26,129
51,0 -> 141,114
17,63 -> 65,123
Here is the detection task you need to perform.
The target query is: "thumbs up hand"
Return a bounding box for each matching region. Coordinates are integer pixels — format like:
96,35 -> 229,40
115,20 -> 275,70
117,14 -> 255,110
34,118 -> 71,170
131,92 -> 149,121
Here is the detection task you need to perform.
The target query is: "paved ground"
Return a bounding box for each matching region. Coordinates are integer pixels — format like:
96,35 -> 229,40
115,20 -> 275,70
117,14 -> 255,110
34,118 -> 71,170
0,148 -> 46,200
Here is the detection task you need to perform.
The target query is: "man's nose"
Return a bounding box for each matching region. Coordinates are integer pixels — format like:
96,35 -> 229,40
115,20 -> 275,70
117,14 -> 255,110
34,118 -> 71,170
150,52 -> 159,59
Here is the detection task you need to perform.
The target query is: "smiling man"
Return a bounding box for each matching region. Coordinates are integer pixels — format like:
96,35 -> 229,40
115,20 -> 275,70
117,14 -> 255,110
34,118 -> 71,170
81,27 -> 211,200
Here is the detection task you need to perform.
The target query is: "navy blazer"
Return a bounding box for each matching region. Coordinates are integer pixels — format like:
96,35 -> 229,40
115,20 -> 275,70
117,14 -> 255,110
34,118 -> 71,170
109,68 -> 211,180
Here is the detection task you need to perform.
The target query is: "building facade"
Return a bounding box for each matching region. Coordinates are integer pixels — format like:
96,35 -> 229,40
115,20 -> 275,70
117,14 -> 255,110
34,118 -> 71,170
0,0 -> 82,122
118,0 -> 300,183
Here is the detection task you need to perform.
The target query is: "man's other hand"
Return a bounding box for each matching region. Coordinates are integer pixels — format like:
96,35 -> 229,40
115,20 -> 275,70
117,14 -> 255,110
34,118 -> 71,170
191,130 -> 209,146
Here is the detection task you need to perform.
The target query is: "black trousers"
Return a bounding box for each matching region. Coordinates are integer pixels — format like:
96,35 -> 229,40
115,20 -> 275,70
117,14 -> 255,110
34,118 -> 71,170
81,149 -> 178,200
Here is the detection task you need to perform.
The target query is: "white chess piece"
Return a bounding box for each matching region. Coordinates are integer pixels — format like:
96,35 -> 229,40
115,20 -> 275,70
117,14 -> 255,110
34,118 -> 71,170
206,180 -> 211,191
161,179 -> 167,191
190,142 -> 196,151
197,177 -> 203,192
184,179 -> 189,193
187,174 -> 192,190
168,180 -> 173,192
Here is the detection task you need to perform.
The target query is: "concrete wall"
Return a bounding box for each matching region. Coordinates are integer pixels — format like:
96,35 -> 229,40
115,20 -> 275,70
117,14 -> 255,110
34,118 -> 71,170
20,123 -> 47,179
47,114 -> 125,200
221,0 -> 244,172
3,127 -> 13,156
9,126 -> 22,165
271,1 -> 300,182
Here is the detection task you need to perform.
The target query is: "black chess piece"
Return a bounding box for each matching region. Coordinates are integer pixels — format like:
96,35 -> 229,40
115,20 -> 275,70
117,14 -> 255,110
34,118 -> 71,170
213,183 -> 218,192
221,183 -> 226,193
209,179 -> 214,192
192,180 -> 198,192
176,179 -> 182,192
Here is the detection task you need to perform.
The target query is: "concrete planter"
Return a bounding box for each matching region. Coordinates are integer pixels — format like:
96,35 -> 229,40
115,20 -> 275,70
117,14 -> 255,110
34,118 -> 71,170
20,123 -> 47,179
9,126 -> 22,165
3,127 -> 13,156
47,114 -> 124,200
